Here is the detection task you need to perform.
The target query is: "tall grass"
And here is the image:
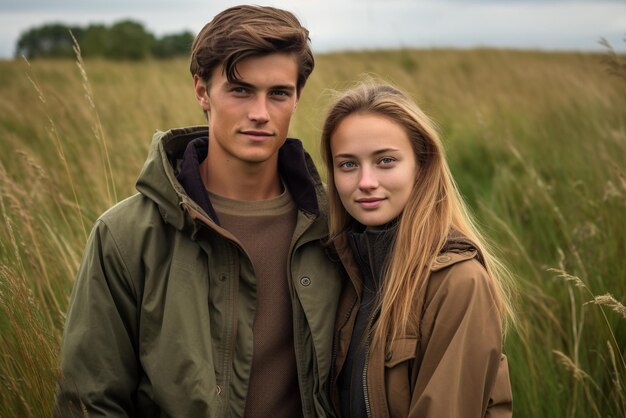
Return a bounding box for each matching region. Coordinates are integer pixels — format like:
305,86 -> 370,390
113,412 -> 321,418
0,45 -> 624,417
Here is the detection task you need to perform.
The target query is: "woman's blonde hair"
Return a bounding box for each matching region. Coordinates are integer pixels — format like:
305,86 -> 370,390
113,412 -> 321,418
321,81 -> 515,347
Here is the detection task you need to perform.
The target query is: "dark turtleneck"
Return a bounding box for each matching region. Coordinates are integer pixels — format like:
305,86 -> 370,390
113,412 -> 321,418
338,222 -> 398,418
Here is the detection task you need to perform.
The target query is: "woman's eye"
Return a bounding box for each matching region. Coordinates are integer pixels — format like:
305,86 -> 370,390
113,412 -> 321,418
338,161 -> 357,169
379,157 -> 396,165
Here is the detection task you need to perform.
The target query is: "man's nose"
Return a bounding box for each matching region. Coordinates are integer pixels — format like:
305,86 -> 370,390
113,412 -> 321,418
248,96 -> 270,123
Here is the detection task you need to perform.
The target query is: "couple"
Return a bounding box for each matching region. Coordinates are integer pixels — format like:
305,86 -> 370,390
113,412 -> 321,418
54,5 -> 513,418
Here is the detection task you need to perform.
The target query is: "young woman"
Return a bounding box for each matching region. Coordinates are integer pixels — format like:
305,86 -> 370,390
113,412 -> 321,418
321,82 -> 515,418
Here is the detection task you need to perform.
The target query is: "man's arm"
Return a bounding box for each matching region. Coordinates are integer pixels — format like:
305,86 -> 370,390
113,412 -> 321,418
54,219 -> 140,418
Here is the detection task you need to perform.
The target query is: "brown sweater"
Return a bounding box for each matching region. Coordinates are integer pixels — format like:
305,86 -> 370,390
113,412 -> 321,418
210,188 -> 303,418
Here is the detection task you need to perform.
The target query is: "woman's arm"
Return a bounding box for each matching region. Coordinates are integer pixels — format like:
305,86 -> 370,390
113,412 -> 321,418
408,259 -> 512,418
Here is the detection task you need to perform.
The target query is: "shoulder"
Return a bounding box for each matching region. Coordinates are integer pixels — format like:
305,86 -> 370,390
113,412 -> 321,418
90,193 -> 170,264
96,193 -> 165,237
99,193 -> 156,225
418,251 -> 503,345
425,250 -> 497,313
431,245 -> 488,284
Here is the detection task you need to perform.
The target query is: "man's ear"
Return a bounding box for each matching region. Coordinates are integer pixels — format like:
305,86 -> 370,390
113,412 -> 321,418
294,87 -> 303,113
193,75 -> 210,111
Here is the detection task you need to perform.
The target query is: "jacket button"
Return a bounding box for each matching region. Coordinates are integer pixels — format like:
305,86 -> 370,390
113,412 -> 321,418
385,351 -> 392,361
218,273 -> 227,282
436,255 -> 451,263
300,276 -> 311,286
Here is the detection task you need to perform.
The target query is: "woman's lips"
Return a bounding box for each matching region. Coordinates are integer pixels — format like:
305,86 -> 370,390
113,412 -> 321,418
356,197 -> 385,209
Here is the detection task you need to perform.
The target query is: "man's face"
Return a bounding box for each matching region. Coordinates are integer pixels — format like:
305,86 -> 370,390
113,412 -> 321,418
194,53 -> 299,169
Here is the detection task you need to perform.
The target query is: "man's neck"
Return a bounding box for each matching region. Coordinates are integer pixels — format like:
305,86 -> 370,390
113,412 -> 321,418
199,154 -> 283,201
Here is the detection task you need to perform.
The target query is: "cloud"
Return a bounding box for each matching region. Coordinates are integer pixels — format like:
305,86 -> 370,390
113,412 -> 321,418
1,0 -> 624,59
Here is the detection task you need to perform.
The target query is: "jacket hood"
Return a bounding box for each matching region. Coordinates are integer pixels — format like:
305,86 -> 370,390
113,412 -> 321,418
432,228 -> 485,271
135,126 -> 326,235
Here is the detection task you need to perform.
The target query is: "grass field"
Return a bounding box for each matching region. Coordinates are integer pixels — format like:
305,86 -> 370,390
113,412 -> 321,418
0,45 -> 625,417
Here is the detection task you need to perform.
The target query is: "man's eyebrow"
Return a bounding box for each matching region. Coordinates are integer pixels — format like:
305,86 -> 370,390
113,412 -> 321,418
271,84 -> 297,92
225,80 -> 254,89
226,80 -> 296,92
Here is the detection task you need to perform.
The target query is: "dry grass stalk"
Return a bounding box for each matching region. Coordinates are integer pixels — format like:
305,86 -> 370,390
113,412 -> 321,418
548,267 -> 586,289
550,267 -> 626,385
0,264 -> 59,416
510,146 -> 588,279
22,57 -> 88,240
553,350 -> 591,382
553,349 -> 606,418
585,294 -> 626,319
0,160 -> 62,327
606,341 -> 626,411
70,31 -> 118,206
599,37 -> 626,85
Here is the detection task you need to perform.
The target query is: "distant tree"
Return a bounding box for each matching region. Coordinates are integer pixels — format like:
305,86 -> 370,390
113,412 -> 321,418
81,24 -> 110,57
105,20 -> 155,60
16,23 -> 84,59
152,31 -> 194,58
15,20 -> 195,60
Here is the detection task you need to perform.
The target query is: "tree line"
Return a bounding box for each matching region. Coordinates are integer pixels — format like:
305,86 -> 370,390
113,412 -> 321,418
16,20 -> 195,60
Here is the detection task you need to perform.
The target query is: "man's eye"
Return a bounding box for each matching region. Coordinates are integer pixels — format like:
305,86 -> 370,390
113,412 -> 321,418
231,87 -> 248,94
271,90 -> 291,98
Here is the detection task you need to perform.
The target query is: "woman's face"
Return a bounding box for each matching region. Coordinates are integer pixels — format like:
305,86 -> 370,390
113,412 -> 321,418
330,112 -> 418,228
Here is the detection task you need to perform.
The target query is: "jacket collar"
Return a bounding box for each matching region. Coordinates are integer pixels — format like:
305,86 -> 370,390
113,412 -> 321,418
334,224 -> 483,289
347,222 -> 398,290
136,126 -> 323,234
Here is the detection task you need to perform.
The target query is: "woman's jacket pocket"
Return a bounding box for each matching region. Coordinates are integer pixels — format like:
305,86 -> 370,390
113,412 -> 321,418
384,336 -> 418,418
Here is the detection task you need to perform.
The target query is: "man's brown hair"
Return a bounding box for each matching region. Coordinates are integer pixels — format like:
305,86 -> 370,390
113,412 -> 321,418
189,5 -> 314,95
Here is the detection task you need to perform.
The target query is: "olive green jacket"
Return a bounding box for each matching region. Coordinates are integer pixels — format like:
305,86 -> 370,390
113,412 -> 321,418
54,126 -> 343,417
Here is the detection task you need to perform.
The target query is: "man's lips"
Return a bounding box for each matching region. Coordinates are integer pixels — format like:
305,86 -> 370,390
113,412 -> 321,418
240,130 -> 274,140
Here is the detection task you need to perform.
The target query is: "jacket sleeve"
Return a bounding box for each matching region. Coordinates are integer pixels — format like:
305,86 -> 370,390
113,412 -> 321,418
407,260 -> 512,418
54,219 -> 140,418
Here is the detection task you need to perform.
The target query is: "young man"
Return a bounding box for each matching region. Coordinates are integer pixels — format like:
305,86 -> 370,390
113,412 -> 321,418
54,6 -> 342,417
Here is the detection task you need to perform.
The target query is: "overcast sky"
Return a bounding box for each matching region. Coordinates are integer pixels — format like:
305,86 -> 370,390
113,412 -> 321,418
1,0 -> 625,59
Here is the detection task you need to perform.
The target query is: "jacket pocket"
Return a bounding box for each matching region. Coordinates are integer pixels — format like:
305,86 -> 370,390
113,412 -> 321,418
384,337 -> 418,418
384,337 -> 418,367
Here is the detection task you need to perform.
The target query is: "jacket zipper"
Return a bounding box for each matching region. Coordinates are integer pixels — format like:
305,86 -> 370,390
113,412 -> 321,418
185,203 -> 250,415
362,339 -> 373,418
362,233 -> 381,418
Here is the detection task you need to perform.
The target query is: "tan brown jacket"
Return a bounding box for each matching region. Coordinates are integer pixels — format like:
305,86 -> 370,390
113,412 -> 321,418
331,234 -> 512,418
